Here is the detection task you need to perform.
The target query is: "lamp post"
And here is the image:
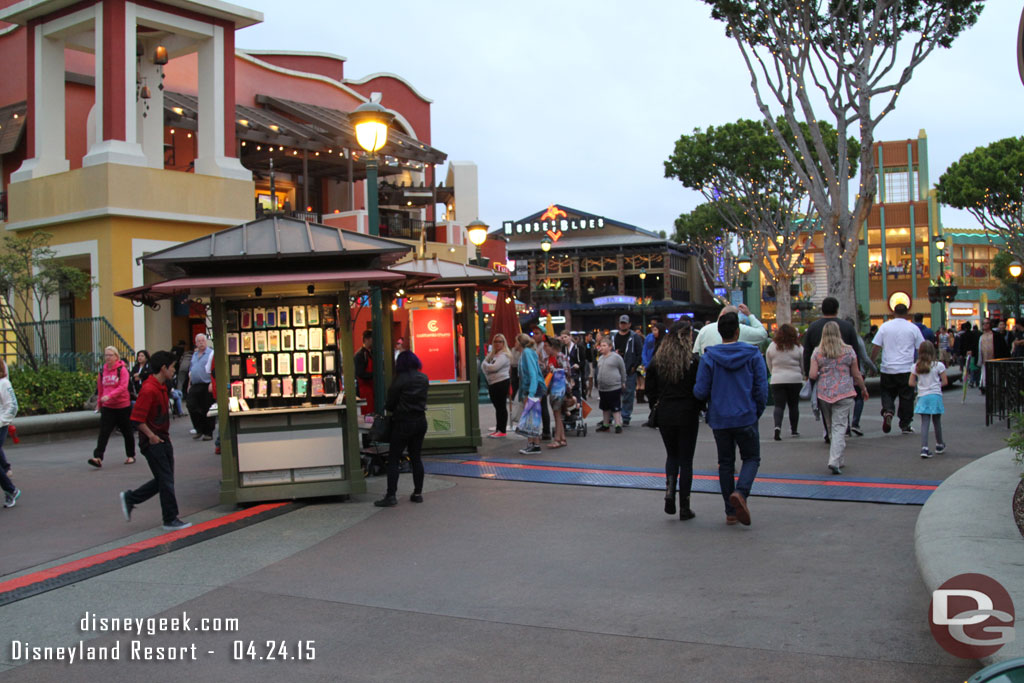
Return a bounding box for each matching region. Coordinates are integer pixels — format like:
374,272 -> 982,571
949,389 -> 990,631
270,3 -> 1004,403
1010,261 -> 1023,323
467,219 -> 489,363
351,99 -> 395,408
639,267 -> 647,331
736,253 -> 753,306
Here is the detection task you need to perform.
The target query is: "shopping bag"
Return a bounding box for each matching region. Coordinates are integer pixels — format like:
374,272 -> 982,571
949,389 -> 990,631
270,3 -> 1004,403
799,379 -> 814,400
549,369 -> 567,399
510,398 -> 524,424
515,397 -> 543,437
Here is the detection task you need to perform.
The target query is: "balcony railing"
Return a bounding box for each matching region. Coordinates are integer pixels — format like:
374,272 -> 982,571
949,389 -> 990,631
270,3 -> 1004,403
13,317 -> 134,371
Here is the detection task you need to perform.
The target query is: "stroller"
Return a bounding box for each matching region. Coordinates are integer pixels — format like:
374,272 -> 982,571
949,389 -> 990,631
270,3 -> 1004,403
561,368 -> 588,437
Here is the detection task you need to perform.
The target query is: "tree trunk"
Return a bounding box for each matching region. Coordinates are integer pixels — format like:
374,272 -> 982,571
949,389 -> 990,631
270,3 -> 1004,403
774,276 -> 792,326
824,225 -> 858,323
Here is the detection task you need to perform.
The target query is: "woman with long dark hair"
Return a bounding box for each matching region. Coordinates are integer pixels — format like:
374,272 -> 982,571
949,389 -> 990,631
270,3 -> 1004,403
765,324 -> 803,440
644,320 -> 704,520
374,351 -> 429,507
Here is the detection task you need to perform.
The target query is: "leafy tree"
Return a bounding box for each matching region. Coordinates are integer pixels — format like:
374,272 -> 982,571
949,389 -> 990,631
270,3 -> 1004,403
0,232 -> 95,370
937,137 -> 1024,265
701,0 -> 985,321
991,251 -> 1024,320
673,202 -> 731,304
665,117 -> 858,323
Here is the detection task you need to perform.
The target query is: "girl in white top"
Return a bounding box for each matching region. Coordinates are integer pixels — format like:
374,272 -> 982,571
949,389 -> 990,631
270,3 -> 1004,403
765,324 -> 804,440
0,359 -> 20,506
909,341 -> 948,458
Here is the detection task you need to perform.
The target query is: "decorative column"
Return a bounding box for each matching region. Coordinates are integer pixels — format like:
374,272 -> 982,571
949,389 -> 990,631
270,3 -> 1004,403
11,19 -> 71,180
195,23 -> 249,180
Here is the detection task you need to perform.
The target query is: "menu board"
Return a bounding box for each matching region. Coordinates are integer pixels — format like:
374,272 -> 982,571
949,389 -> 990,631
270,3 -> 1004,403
224,296 -> 342,411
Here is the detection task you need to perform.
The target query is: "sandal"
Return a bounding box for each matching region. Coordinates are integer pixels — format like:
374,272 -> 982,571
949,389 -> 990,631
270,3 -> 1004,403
124,457 -> 135,465
546,440 -> 566,449
87,458 -> 103,468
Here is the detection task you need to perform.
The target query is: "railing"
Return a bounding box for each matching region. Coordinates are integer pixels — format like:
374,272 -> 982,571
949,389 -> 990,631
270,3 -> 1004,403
984,358 -> 1024,427
15,317 -> 134,371
379,212 -> 436,242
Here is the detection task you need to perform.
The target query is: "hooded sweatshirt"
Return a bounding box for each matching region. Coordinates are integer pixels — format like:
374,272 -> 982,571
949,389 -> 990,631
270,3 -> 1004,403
693,342 -> 768,430
97,359 -> 132,410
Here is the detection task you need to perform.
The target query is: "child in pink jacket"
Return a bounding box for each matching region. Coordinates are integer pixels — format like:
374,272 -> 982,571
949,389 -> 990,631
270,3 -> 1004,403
89,346 -> 136,467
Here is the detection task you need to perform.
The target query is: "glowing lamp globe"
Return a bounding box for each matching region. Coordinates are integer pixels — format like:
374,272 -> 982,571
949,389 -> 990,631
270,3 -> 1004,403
1010,261 -> 1023,279
350,101 -> 394,153
467,219 -> 489,247
737,256 -> 752,274
540,236 -> 552,253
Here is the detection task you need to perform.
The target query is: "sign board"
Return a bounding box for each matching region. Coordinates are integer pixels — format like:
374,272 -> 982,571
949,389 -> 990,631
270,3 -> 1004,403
950,306 -> 976,316
410,308 -> 456,381
503,204 -> 606,236
593,295 -> 636,307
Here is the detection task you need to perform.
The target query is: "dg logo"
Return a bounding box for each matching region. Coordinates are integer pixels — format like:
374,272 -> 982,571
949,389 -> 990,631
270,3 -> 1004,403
930,573 -> 1015,659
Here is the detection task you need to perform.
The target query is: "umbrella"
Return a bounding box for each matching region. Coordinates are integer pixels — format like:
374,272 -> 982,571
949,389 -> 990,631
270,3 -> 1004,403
480,290 -> 528,313
490,286 -> 522,349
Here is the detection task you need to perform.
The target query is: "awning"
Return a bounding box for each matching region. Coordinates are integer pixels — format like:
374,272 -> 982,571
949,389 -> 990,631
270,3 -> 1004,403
149,270 -> 405,292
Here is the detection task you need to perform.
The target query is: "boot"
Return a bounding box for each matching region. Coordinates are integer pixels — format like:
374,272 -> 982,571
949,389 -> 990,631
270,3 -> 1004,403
664,474 -> 677,515
679,495 -> 696,521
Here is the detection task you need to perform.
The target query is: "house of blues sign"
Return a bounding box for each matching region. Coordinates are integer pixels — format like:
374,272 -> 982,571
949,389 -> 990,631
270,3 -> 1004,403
503,204 -> 606,239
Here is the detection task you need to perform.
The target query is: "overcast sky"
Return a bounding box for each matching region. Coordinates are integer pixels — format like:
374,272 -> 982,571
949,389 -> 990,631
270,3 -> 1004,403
236,1 -> 1024,235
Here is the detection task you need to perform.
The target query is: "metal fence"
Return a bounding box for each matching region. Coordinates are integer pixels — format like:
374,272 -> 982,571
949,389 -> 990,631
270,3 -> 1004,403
984,358 -> 1024,427
13,317 -> 134,372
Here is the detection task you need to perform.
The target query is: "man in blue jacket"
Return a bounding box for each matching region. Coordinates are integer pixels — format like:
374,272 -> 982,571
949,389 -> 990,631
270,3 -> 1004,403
694,311 -> 768,527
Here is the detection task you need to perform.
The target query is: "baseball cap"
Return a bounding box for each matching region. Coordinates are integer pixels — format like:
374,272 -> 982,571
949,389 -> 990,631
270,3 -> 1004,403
618,315 -> 631,324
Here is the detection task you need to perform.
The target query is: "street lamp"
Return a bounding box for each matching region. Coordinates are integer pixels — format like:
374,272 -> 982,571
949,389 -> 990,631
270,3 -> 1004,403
540,235 -> 552,253
736,253 -> 753,306
467,219 -> 489,363
639,267 -> 647,331
1010,261 -> 1023,322
352,99 -> 395,408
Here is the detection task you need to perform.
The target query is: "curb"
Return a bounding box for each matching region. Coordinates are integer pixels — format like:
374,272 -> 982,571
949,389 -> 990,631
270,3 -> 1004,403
914,447 -> 1024,665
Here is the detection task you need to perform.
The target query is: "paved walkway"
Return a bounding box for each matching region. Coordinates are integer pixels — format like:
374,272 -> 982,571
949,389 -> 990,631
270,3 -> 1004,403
0,389 -> 1010,681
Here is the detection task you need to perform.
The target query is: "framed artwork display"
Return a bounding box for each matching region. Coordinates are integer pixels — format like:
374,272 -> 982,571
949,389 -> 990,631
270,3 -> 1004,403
281,329 -> 294,351
256,378 -> 268,398
245,355 -> 259,377
229,359 -> 242,378
294,352 -> 307,375
243,378 -> 255,399
292,305 -> 306,327
254,330 -> 268,353
240,309 -> 253,329
277,307 -> 290,327
282,376 -> 294,398
241,332 -> 254,354
270,378 -> 282,397
268,330 -> 280,352
276,353 -> 291,376
306,304 -> 319,326
321,304 -> 336,327
295,328 -> 308,351
324,353 -> 336,373
226,333 -> 240,355
266,309 -> 277,328
261,354 -> 275,376
325,327 -> 336,347
226,310 -> 239,332
308,352 -> 322,375
254,307 -> 266,328
308,327 -> 323,350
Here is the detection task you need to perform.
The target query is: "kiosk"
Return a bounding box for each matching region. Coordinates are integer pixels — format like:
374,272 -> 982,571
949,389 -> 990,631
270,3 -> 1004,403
118,215 -> 412,504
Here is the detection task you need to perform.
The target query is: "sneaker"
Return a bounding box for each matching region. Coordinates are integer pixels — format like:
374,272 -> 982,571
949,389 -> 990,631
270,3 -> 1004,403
828,465 -> 842,475
373,496 -> 398,508
191,432 -> 203,440
162,518 -> 192,531
790,431 -> 800,437
189,428 -> 197,435
615,425 -> 623,434
901,425 -> 915,435
935,443 -> 947,454
487,431 -> 507,439
518,445 -> 541,455
882,412 -> 893,433
201,434 -> 214,441
596,424 -> 610,432
4,488 -> 20,508
119,491 -> 134,521
410,493 -> 423,503
725,515 -> 739,525
850,425 -> 864,437
622,419 -> 630,426
774,428 -> 781,441
920,447 -> 933,459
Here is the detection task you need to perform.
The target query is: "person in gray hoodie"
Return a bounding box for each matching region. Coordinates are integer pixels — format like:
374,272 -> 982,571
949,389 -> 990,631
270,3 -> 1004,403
693,311 -> 768,527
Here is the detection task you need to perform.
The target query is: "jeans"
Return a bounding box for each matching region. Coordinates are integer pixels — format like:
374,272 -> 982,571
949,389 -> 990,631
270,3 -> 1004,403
621,371 -> 638,422
0,426 -> 13,494
170,389 -> 184,416
94,406 -> 136,460
819,397 -> 853,469
487,379 -> 510,433
186,383 -> 215,436
126,441 -> 178,524
852,394 -> 864,429
659,415 -> 700,497
771,383 -> 801,433
712,424 -> 761,515
879,372 -> 915,429
386,414 -> 427,497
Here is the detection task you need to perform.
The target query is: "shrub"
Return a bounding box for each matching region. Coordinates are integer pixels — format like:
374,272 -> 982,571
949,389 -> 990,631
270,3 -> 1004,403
9,365 -> 96,415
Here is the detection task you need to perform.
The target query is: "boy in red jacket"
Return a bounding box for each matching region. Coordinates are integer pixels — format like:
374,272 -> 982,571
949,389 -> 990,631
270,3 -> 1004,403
120,351 -> 191,531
